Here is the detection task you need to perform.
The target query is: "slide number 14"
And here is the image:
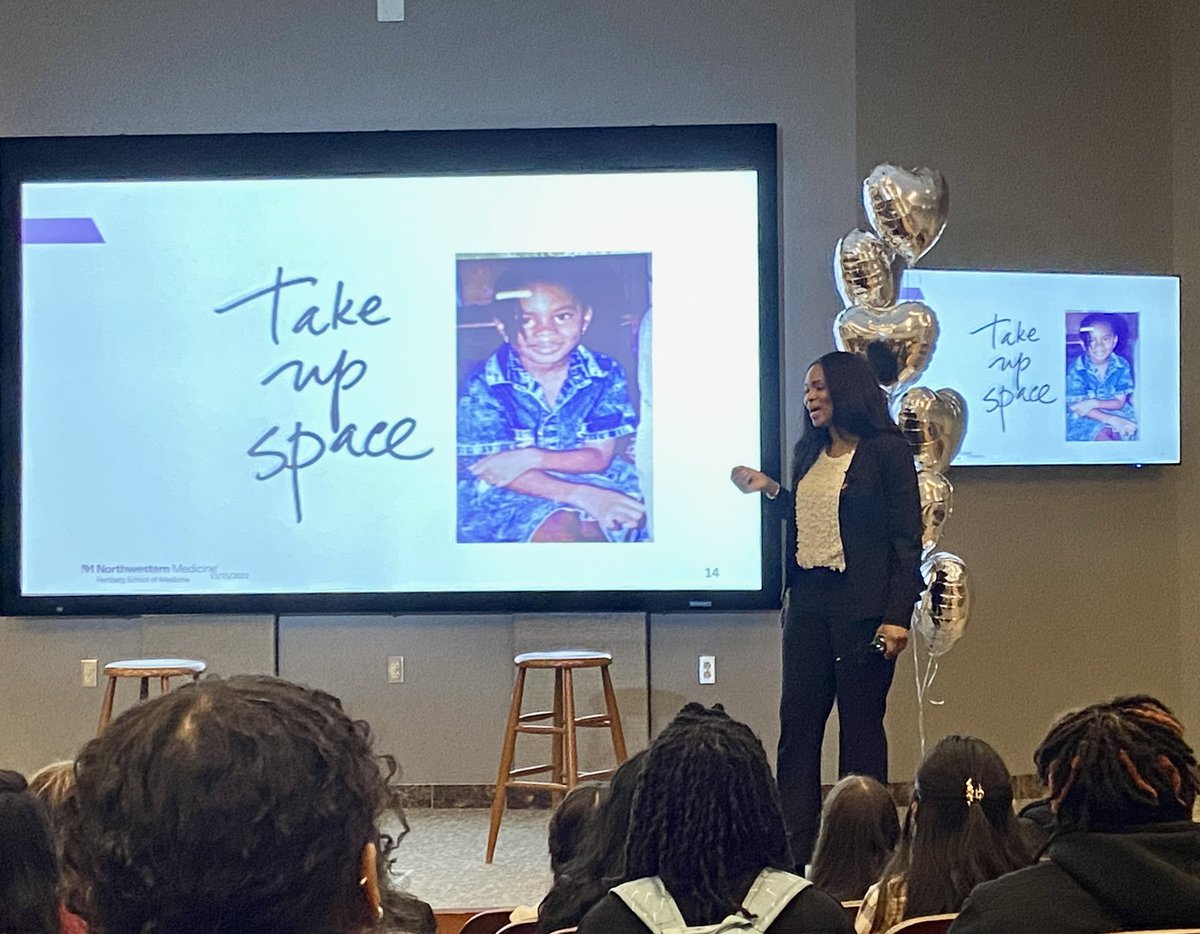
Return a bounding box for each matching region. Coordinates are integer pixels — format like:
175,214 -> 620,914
704,567 -> 720,578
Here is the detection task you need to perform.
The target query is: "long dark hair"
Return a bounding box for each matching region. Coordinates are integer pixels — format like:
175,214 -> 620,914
547,781 -> 606,875
537,751 -> 646,933
791,350 -> 901,481
1035,694 -> 1198,834
869,736 -> 1030,932
622,704 -> 791,924
810,774 -> 899,902
0,770 -> 61,934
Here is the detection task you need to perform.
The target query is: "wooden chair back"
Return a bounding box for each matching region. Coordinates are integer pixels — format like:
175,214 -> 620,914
435,909 -> 505,934
884,915 -> 958,934
841,899 -> 863,925
495,922 -> 539,934
457,909 -> 518,934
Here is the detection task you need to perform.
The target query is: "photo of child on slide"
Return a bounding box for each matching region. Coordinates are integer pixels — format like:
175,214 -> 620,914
456,253 -> 652,543
1065,311 -> 1138,442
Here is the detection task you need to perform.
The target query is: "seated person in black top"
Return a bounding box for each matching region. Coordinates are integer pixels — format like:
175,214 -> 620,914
577,703 -> 852,934
950,694 -> 1200,934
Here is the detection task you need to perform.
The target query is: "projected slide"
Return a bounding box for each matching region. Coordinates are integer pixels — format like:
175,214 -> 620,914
20,172 -> 763,597
903,269 -> 1180,466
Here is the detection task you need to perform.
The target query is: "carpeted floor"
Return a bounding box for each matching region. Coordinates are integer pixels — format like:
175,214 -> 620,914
387,808 -> 553,910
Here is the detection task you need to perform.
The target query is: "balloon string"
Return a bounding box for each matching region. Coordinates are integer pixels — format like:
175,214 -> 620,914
926,659 -> 944,705
913,638 -> 927,757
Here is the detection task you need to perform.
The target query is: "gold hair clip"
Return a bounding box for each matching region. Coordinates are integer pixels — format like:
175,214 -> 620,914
965,777 -> 985,806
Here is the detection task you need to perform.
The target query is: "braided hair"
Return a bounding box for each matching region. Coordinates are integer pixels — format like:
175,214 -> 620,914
1035,694 -> 1198,833
623,704 -> 790,924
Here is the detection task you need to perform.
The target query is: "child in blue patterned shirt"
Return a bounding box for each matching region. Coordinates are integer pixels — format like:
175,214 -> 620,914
1066,313 -> 1137,441
457,276 -> 647,542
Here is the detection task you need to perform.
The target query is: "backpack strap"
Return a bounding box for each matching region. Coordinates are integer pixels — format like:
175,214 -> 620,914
612,870 -> 812,934
612,877 -> 690,934
738,869 -> 812,932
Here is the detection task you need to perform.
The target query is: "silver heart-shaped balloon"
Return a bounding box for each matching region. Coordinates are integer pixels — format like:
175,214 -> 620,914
833,302 -> 939,393
916,469 -> 953,554
862,164 -> 949,265
833,229 -> 903,311
898,387 -> 967,473
911,550 -> 970,658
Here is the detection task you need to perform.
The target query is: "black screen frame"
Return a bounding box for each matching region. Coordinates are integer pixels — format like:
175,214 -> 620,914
0,123 -> 782,617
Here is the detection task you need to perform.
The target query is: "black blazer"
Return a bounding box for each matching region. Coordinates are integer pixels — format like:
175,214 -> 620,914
775,431 -> 923,625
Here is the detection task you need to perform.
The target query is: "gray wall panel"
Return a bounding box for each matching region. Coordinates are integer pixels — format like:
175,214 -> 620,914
277,614 -> 516,783
2,0 -> 1194,791
0,615 -> 272,775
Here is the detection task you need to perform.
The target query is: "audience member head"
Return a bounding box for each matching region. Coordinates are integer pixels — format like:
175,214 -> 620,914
0,770 -> 61,934
1035,694 -> 1199,833
810,774 -> 900,901
624,704 -> 790,921
870,735 -> 1030,931
538,750 -> 646,933
27,760 -> 75,824
61,674 -> 416,934
548,781 -> 605,875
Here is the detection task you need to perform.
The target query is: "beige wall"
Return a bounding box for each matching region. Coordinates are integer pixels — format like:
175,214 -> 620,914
854,0 -> 1184,779
0,0 -> 1193,787
1172,0 -> 1200,735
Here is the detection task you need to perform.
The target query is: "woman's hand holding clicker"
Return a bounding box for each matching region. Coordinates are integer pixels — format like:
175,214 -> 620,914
874,623 -> 909,660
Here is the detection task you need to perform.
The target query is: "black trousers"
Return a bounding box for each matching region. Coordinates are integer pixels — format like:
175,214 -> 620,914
777,602 -> 896,868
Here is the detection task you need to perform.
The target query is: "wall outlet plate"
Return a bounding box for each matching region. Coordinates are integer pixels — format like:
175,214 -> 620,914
387,655 -> 404,683
377,0 -> 404,22
81,658 -> 98,688
698,654 -> 715,684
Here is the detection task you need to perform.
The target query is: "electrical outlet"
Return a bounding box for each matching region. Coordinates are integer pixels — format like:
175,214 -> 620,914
81,658 -> 98,688
377,0 -> 404,21
698,655 -> 715,685
387,655 -> 405,683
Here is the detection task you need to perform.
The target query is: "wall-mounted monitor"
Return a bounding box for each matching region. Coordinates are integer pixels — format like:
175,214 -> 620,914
0,125 -> 780,616
901,268 -> 1180,466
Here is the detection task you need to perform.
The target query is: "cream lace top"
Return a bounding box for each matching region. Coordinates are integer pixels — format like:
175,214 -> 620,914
794,447 -> 855,571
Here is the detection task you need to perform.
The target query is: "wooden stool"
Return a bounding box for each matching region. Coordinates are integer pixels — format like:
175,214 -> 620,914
486,650 -> 627,863
96,658 -> 206,734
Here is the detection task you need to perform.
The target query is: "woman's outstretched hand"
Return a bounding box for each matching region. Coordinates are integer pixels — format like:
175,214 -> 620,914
730,466 -> 781,497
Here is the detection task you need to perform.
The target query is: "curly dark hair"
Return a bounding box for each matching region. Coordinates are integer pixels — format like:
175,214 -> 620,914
622,704 -> 791,923
0,770 -> 60,934
810,774 -> 900,902
60,674 -> 423,934
791,350 -> 902,480
869,735 -> 1030,932
1035,694 -> 1198,834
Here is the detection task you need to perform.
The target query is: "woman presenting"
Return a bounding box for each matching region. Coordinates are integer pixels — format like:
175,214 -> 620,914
731,350 -> 923,870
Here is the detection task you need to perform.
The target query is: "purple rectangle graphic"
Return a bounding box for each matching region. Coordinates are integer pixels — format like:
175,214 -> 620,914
23,218 -> 104,244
